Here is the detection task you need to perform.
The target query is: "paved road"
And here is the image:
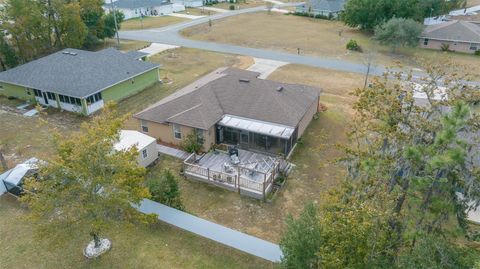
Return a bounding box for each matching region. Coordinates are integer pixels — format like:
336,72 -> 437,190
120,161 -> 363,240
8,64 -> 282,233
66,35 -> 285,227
119,5 -> 479,85
119,4 -> 386,77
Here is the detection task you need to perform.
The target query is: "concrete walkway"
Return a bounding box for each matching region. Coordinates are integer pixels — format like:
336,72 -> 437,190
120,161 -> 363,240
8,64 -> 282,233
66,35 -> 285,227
137,199 -> 283,262
247,58 -> 289,79
168,13 -> 205,19
138,43 -> 179,57
157,144 -> 190,159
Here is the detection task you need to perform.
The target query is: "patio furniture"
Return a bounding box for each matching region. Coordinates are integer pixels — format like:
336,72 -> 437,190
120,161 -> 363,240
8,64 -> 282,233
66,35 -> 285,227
223,162 -> 235,173
230,154 -> 240,165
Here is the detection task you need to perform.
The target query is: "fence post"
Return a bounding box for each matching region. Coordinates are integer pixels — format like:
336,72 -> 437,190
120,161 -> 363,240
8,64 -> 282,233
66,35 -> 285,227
237,167 -> 241,194
207,168 -> 210,181
263,173 -> 266,202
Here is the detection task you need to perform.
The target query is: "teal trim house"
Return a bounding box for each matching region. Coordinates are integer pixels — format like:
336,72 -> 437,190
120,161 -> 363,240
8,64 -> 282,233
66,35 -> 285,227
0,48 -> 160,115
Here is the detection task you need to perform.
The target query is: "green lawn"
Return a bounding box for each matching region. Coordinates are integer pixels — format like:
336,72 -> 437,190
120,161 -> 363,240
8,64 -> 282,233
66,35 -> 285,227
0,195 -> 273,269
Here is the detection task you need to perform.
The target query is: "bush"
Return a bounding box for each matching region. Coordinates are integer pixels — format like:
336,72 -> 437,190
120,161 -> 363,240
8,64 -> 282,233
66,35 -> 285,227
181,131 -> 203,153
148,169 -> 184,211
229,4 -> 235,10
346,39 -> 361,51
440,43 -> 450,52
475,50 -> 480,56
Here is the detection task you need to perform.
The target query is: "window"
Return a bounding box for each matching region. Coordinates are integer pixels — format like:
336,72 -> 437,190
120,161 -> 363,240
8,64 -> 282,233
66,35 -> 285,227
142,149 -> 148,159
46,92 -> 56,100
87,92 -> 103,104
470,43 -> 478,51
195,128 -> 204,144
59,94 -> 81,106
423,38 -> 429,46
173,124 -> 182,139
141,120 -> 149,132
33,89 -> 42,97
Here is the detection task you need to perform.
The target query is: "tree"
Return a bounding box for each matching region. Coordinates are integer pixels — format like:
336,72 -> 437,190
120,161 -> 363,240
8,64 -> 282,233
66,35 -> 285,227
147,169 -> 184,211
280,203 -> 322,269
57,2 -> 88,48
0,31 -> 18,70
79,0 -> 106,47
103,10 -> 124,39
1,0 -> 51,62
342,0 -> 463,31
279,62 -> 480,268
374,17 -> 424,52
20,104 -> 154,255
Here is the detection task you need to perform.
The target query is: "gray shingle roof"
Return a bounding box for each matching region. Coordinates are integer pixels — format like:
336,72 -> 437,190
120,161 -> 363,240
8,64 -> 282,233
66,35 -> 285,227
104,0 -> 171,9
421,20 -> 480,43
308,0 -> 346,12
0,48 -> 159,98
134,68 -> 321,130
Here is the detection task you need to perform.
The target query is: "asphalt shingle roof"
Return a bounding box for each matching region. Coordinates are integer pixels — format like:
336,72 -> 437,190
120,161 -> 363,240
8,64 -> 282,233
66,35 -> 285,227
421,20 -> 480,43
134,68 -> 321,130
0,48 -> 159,98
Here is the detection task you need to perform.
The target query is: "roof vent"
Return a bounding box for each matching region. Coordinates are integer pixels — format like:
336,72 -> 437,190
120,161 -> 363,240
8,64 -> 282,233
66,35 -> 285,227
277,86 -> 284,92
62,51 -> 77,56
239,79 -> 250,83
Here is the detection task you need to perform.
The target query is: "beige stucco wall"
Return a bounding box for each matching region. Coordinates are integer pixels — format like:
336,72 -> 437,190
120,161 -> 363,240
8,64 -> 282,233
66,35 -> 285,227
297,97 -> 319,138
137,119 -> 215,152
419,38 -> 478,54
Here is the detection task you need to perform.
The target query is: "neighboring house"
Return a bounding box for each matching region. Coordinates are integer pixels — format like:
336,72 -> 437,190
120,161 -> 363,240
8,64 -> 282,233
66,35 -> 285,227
114,130 -> 158,167
171,0 -> 204,8
103,0 -> 185,20
419,20 -> 480,54
296,0 -> 346,18
0,158 -> 39,196
0,48 -> 160,115
134,67 -> 321,156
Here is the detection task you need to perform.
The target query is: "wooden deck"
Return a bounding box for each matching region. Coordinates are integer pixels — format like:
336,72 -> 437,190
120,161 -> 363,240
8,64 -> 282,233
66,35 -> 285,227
183,149 -> 281,200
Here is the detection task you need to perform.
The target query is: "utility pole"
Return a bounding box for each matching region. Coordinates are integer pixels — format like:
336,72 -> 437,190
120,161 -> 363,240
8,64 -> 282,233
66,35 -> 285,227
110,0 -> 120,48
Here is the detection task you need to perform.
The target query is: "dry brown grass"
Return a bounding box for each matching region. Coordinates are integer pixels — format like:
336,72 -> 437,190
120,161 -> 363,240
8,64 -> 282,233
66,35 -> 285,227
467,0 -> 480,7
179,7 -> 218,16
121,16 -> 186,30
211,0 -> 266,10
0,195 -> 272,269
181,12 -> 480,75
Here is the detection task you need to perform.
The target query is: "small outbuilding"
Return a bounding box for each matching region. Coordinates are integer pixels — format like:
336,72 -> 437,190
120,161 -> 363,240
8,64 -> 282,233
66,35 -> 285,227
114,130 -> 158,167
0,157 -> 40,196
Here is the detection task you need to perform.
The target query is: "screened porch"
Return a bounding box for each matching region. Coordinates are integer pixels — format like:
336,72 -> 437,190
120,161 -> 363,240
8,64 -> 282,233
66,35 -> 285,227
215,115 -> 298,156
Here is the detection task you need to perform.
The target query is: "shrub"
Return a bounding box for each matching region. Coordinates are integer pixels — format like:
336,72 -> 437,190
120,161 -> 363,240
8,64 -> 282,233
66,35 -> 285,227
346,39 -> 360,51
475,50 -> 480,56
148,169 -> 184,211
181,131 -> 203,153
440,43 -> 450,52
229,4 -> 235,10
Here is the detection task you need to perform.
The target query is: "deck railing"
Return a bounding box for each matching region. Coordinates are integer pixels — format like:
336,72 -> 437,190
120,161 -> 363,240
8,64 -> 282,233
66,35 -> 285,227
183,153 -> 280,200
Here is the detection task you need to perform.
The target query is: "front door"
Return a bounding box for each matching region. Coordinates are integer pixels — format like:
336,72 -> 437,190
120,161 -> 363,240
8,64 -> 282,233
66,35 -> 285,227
42,92 -> 49,105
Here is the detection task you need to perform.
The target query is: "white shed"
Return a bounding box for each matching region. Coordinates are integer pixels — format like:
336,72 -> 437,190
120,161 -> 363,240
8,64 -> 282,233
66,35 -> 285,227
115,130 -> 158,167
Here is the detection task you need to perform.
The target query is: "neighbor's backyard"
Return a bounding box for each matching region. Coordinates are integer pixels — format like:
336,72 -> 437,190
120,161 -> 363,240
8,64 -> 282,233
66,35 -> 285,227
181,12 -> 480,76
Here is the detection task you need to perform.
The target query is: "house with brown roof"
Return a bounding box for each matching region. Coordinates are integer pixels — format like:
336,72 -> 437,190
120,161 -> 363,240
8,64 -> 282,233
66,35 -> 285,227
134,67 -> 321,156
419,20 -> 480,53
